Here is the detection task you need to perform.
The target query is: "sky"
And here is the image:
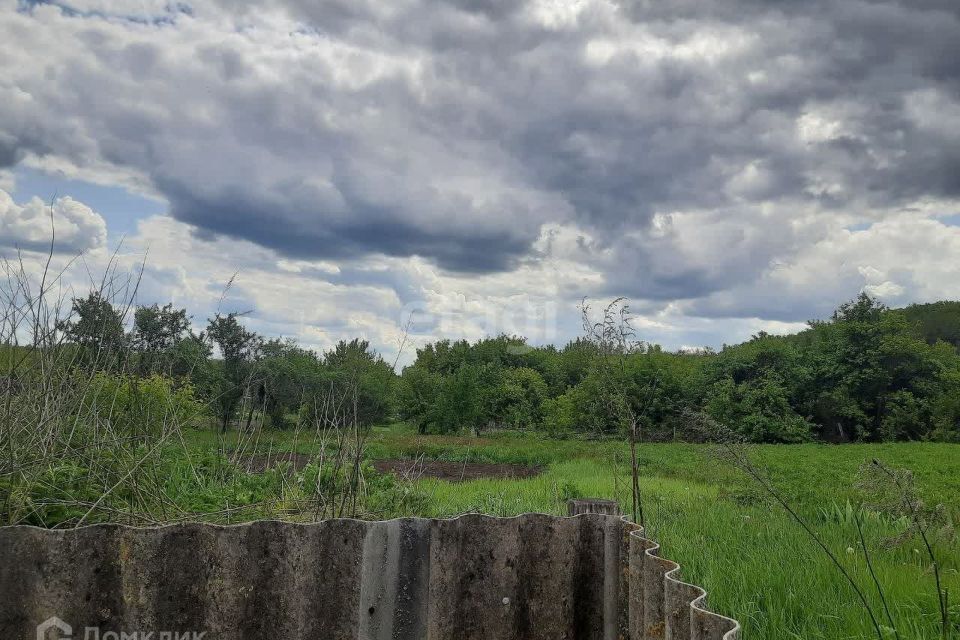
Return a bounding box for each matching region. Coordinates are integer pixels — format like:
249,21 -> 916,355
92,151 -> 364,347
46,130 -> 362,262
1,0 -> 959,367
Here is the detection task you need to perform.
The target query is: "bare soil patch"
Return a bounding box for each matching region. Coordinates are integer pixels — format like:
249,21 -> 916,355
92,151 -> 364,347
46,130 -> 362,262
372,459 -> 542,482
238,454 -> 542,482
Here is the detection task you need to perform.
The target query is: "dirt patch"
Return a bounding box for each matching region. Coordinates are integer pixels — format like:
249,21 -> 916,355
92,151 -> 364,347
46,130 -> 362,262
372,459 -> 542,482
238,454 -> 542,482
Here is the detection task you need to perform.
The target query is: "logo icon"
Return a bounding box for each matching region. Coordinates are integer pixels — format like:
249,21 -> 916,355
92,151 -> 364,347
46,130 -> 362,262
37,617 -> 72,640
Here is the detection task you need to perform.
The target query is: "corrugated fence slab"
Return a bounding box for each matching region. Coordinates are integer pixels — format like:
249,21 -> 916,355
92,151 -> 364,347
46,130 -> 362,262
0,513 -> 739,639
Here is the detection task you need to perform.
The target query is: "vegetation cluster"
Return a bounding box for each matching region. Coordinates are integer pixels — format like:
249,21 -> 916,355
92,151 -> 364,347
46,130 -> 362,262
1,256 -> 957,639
396,295 -> 960,443
15,289 -> 960,454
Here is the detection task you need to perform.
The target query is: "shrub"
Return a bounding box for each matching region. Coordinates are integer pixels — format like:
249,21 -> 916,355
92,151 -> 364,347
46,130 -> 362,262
706,376 -> 812,443
81,373 -> 205,438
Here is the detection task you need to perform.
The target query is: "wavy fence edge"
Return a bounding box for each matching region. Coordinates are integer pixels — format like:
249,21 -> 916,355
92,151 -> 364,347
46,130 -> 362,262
627,518 -> 741,640
1,513 -> 740,640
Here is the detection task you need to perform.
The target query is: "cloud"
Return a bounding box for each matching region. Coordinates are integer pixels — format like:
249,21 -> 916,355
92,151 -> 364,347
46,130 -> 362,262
2,0 -> 958,281
0,188 -> 106,253
682,212 -> 960,322
2,0 -> 960,356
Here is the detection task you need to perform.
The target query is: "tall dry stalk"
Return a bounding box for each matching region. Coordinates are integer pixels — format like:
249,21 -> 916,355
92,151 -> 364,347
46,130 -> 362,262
858,459 -> 952,640
579,297 -> 657,527
0,225 -> 376,527
687,410 -> 889,640
0,237 -> 171,526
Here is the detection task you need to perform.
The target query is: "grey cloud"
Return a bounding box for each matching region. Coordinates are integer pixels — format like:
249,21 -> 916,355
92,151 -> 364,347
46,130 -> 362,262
687,289 -> 850,325
2,0 -> 959,300
313,265 -> 423,307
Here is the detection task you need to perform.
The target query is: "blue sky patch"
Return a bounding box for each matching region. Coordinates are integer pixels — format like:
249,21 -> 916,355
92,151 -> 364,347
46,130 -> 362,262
12,167 -> 167,239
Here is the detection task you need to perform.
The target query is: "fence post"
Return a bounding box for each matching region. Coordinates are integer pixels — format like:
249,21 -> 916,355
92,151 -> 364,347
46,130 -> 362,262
567,498 -> 621,516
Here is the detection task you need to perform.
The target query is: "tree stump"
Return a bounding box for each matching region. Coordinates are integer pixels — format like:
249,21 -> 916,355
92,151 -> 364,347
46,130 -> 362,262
567,498 -> 621,516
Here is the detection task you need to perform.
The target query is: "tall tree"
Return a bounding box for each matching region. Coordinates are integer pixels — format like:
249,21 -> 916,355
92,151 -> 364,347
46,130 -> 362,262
324,339 -> 396,427
396,364 -> 442,434
130,303 -> 191,375
259,338 -> 324,429
61,291 -> 126,366
206,313 -> 260,433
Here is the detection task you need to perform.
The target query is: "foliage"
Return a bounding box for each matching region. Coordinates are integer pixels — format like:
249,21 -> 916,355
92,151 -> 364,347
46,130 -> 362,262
705,375 -> 812,443
897,301 -> 960,348
206,313 -> 261,432
322,338 -> 396,428
498,367 -> 549,429
81,373 -> 204,438
130,303 -> 191,375
168,334 -> 215,389
259,339 -> 324,428
60,291 -> 127,364
399,294 -> 960,443
52,289 -> 959,445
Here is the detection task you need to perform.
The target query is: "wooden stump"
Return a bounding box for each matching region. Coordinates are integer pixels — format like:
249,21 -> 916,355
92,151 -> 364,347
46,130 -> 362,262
567,498 -> 621,516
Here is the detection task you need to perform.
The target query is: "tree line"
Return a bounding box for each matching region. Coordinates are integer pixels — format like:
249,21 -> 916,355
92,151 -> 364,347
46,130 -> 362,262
395,295 -> 960,442
57,292 -> 960,443
59,293 -> 394,433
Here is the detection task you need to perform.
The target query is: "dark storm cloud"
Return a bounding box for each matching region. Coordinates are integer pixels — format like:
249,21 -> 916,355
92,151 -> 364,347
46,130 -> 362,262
160,178 -> 533,273
1,0 -> 959,298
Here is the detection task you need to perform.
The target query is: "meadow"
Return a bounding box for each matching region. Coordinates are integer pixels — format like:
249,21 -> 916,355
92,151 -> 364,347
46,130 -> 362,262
208,424 -> 960,640
4,273 -> 959,639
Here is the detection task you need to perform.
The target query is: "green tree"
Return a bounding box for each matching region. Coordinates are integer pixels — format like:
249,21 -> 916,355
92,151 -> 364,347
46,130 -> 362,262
206,313 -> 260,433
130,303 -> 191,375
498,367 -> 549,429
801,294 -> 942,441
61,292 -> 126,366
625,350 -> 704,440
929,358 -> 960,442
169,333 -> 214,388
541,391 -> 578,436
706,375 -> 812,443
323,339 -> 396,427
260,339 -> 324,429
897,300 -> 960,348
396,364 -> 442,434
558,338 -> 599,389
436,362 -> 502,436
702,333 -> 811,442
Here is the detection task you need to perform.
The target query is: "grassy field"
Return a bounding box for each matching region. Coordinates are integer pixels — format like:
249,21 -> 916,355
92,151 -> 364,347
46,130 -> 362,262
370,427 -> 959,640
187,424 -> 960,639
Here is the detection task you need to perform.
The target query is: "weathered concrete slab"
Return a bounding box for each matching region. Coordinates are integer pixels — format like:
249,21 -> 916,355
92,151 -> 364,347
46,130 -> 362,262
567,498 -> 621,516
0,514 -> 739,639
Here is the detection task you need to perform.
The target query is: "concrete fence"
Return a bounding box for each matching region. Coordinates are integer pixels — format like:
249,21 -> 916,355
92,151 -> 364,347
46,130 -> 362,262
1,513 -> 739,640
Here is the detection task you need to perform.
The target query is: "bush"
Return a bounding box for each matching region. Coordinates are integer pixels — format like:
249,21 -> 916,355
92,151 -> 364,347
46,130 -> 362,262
82,373 -> 204,438
556,479 -> 583,503
542,392 -> 578,436
706,376 -> 812,443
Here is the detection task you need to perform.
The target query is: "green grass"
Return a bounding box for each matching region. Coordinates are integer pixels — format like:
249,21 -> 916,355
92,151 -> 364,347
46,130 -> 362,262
177,423 -> 958,638
358,424 -> 959,640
